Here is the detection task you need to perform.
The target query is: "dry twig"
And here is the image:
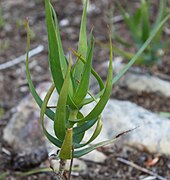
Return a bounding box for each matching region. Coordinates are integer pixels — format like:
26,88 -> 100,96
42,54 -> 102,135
116,157 -> 167,180
0,45 -> 44,70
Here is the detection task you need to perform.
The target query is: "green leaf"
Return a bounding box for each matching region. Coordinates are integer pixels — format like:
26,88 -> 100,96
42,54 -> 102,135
73,33 -> 94,105
26,19 -> 55,121
73,127 -> 136,157
141,0 -> 150,42
73,117 -> 98,136
50,4 -> 67,71
40,83 -> 62,148
73,0 -> 88,82
152,0 -> 166,44
153,0 -> 166,29
59,128 -> 73,159
72,112 -> 85,144
73,127 -> 85,144
45,0 -> 67,93
73,136 -> 117,158
133,8 -> 141,27
54,62 -> 71,141
51,5 -> 75,98
84,116 -> 102,143
115,0 -> 140,44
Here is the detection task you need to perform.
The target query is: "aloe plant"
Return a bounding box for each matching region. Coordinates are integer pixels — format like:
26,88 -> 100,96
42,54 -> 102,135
113,0 -> 170,65
26,0 -> 170,179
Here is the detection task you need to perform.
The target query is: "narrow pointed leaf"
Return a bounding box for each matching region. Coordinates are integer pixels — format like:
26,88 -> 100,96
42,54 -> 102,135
26,19 -> 55,121
51,5 -> 75,97
45,0 -> 66,93
84,116 -> 102,144
73,136 -> 117,158
59,128 -> 73,159
73,33 -> 94,105
40,83 -> 62,148
152,0 -> 166,44
50,4 -> 67,72
141,0 -> 150,42
133,8 -> 141,27
73,118 -> 98,135
153,0 -> 166,29
74,0 -> 88,82
54,63 -> 71,141
73,129 -> 84,144
115,0 -> 140,43
72,112 -> 85,144
73,128 -> 136,157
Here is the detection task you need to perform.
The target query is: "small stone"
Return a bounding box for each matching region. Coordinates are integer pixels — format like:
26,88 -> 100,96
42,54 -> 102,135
59,19 -> 69,27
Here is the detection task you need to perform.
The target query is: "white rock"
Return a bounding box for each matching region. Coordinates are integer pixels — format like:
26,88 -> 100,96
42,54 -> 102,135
59,19 -> 69,27
3,82 -> 52,152
119,72 -> 170,97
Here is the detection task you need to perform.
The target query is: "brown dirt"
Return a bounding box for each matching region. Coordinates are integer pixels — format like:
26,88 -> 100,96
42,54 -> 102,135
0,0 -> 170,179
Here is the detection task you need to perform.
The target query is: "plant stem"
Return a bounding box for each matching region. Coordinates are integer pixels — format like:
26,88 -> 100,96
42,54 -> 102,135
56,159 -> 67,180
67,158 -> 74,180
68,146 -> 74,180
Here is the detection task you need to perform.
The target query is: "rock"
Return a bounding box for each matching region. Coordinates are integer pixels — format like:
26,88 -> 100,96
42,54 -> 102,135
12,147 -> 48,170
119,72 -> 170,97
3,82 -> 52,153
3,81 -> 170,162
59,18 -> 69,27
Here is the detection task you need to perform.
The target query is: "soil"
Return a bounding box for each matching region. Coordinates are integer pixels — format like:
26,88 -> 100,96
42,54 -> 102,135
0,0 -> 170,179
